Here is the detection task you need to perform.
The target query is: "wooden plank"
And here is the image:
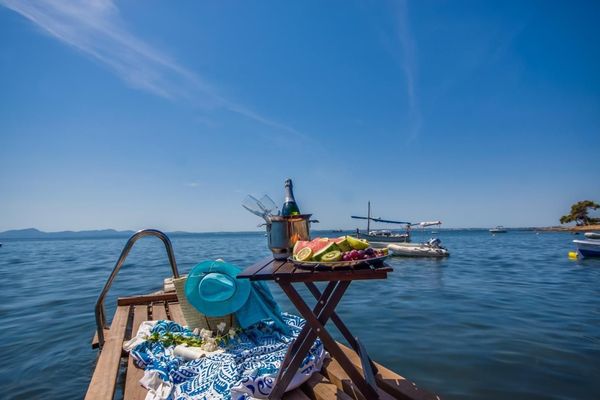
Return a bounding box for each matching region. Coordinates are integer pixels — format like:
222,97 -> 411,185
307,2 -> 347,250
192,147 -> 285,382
272,268 -> 390,283
252,259 -> 288,277
124,305 -> 149,400
85,305 -> 130,400
337,342 -> 440,400
282,388 -> 312,400
301,372 -> 353,400
237,257 -> 275,279
118,292 -> 178,306
322,358 -> 394,400
152,302 -> 168,320
167,302 -> 186,325
243,259 -> 392,282
91,328 -> 110,349
275,261 -> 314,278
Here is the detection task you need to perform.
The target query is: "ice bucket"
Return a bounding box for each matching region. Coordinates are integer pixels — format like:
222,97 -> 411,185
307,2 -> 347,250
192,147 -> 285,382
267,214 -> 313,260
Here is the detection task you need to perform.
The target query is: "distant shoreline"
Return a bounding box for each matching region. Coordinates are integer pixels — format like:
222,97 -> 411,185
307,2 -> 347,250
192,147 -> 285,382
532,224 -> 600,232
1,225 -> 600,240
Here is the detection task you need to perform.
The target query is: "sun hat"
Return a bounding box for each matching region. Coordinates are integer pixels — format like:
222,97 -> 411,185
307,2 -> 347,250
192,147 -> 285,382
173,274 -> 238,333
185,260 -> 251,317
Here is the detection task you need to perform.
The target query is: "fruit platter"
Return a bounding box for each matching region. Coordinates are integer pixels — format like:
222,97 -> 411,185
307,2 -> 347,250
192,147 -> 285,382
291,236 -> 389,269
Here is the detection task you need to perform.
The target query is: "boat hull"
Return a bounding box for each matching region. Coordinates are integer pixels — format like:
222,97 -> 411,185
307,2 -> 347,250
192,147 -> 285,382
574,239 -> 600,258
357,232 -> 409,243
388,243 -> 449,257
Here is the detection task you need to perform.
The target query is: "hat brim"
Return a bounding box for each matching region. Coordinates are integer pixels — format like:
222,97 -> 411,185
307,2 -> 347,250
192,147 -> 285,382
184,261 -> 251,317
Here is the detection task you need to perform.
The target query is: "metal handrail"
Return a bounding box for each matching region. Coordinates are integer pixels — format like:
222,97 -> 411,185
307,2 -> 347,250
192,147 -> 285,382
95,229 -> 180,349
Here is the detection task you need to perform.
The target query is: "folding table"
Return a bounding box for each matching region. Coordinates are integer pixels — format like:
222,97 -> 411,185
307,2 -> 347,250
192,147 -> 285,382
237,257 -> 393,399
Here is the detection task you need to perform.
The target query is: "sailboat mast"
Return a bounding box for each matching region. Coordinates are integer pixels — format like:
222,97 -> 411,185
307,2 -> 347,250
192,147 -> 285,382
367,201 -> 371,233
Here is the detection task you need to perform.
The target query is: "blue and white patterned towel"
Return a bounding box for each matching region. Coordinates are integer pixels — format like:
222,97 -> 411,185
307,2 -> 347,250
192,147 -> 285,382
130,313 -> 326,399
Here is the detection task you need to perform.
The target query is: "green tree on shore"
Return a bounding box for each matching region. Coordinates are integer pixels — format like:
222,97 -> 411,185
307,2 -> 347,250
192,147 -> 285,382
560,200 -> 600,226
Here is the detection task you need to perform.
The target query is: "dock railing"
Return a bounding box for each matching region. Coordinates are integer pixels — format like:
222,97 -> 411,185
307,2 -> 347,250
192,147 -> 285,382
94,229 -> 180,349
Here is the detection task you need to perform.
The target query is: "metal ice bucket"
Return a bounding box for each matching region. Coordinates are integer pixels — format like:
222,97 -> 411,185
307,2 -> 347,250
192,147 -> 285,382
267,214 -> 314,260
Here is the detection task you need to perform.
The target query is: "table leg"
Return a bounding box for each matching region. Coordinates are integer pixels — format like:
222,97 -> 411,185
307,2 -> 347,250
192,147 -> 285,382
268,281 -> 348,399
304,282 -> 380,376
273,281 -> 337,386
278,281 -> 380,400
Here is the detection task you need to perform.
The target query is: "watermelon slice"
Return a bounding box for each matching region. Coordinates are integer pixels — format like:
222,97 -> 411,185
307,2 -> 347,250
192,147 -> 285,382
293,238 -> 336,256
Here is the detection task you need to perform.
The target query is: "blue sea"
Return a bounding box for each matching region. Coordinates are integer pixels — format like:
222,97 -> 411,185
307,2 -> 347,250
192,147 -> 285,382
0,230 -> 599,399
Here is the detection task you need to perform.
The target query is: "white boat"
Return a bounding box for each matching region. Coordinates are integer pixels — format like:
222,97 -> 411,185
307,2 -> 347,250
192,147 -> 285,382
584,232 -> 600,240
489,226 -> 507,233
388,238 -> 449,258
352,202 -> 412,243
356,230 -> 410,243
352,202 -> 443,244
573,238 -> 600,258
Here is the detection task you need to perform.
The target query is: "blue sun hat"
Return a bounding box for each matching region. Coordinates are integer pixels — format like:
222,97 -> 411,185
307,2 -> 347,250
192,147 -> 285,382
185,260 -> 251,317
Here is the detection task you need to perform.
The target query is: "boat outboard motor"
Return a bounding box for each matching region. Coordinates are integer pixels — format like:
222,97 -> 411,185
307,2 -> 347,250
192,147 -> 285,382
427,238 -> 442,248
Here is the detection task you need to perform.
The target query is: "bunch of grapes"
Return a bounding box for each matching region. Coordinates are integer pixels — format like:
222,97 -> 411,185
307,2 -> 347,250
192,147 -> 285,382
341,247 -> 379,261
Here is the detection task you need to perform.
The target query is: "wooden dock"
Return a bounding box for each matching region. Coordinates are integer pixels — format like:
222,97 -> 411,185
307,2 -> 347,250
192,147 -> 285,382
86,292 -> 440,400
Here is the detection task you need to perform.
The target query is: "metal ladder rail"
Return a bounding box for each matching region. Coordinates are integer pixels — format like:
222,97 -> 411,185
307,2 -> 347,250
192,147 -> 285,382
95,229 -> 180,349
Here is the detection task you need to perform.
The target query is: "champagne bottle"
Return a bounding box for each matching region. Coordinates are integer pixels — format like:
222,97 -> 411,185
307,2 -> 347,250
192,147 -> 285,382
282,179 -> 300,216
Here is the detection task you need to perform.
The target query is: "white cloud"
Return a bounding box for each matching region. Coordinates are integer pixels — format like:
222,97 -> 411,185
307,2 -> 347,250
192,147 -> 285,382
394,1 -> 421,140
1,0 -> 304,138
382,0 -> 421,140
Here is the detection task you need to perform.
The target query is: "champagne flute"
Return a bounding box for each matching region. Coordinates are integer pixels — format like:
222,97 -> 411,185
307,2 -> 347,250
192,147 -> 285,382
258,195 -> 280,217
241,195 -> 270,222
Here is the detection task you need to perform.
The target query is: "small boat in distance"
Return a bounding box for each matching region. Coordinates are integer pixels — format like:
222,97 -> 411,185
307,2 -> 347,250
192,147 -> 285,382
388,238 -> 450,258
352,202 -> 443,244
352,202 -> 411,243
490,226 -> 507,233
358,229 -> 410,242
584,232 -> 600,240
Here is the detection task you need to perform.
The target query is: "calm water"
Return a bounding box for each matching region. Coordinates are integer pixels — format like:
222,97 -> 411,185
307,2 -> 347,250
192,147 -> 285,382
1,230 -> 599,399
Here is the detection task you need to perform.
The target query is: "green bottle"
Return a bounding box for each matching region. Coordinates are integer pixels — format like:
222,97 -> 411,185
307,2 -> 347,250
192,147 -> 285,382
282,179 -> 300,216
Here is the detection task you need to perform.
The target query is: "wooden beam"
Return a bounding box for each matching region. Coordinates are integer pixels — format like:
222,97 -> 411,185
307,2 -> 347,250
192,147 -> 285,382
167,302 -> 186,325
337,342 -> 440,400
117,292 -> 178,306
322,358 -> 394,400
85,305 -> 130,400
271,269 -> 390,283
301,372 -> 353,400
152,302 -> 168,320
124,305 -> 149,400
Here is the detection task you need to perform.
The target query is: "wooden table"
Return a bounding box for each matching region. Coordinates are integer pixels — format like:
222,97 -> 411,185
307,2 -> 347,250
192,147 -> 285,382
237,257 -> 393,399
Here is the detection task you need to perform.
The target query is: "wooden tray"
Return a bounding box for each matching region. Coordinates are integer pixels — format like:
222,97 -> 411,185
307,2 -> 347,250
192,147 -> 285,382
289,254 -> 389,270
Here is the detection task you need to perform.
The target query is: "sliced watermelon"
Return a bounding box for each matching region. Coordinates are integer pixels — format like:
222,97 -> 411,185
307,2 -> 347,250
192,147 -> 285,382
293,238 -> 336,256
293,240 -> 311,255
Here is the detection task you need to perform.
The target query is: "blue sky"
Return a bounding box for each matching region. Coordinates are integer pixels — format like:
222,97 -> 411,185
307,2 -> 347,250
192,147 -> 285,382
1,0 -> 599,232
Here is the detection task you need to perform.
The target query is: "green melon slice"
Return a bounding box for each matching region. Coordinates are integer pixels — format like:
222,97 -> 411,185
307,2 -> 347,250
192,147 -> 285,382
320,250 -> 342,262
313,242 -> 339,261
